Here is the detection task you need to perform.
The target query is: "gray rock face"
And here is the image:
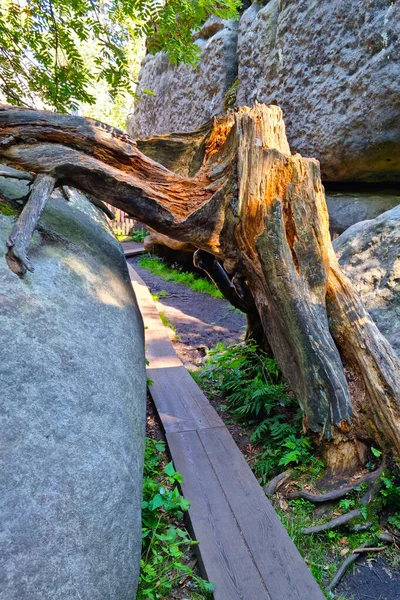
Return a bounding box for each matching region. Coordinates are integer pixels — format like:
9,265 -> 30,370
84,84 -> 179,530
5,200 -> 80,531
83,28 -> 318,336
131,2 -> 400,182
333,205 -> 400,357
0,190 -> 146,599
237,1 -> 400,182
128,17 -> 238,138
326,190 -> 400,234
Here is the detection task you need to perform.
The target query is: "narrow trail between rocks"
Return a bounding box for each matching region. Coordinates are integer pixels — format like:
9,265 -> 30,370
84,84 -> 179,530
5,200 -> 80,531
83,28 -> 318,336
128,256 -> 246,368
128,256 -> 400,600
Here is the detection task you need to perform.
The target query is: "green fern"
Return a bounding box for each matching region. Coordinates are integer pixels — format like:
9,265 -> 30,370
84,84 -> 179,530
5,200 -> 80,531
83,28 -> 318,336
196,341 -> 322,485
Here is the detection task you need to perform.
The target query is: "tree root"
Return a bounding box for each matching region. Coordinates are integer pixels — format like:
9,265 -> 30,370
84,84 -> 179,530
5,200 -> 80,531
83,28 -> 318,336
302,508 -> 362,534
265,471 -> 292,497
302,467 -> 384,535
287,463 -> 384,503
326,533 -> 395,593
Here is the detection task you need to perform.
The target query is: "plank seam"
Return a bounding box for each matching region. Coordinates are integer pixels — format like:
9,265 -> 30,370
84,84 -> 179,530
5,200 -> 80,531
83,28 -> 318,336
195,430 -> 271,597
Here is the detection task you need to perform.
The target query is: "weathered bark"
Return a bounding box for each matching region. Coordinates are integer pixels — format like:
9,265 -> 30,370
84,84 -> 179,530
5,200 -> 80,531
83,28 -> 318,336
6,173 -> 55,276
1,102 -> 399,471
193,249 -> 251,313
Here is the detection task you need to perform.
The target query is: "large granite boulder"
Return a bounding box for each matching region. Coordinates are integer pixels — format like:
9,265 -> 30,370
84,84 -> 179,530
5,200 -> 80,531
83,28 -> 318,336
237,0 -> 400,182
0,188 -> 146,599
326,190 -> 400,234
333,205 -> 400,357
128,17 -> 238,138
131,2 -> 399,183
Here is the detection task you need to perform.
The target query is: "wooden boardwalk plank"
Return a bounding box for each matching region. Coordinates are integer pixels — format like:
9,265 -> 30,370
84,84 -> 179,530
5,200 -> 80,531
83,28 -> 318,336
146,367 -> 197,432
121,241 -> 144,257
129,266 -> 223,432
199,427 -> 325,600
128,264 -> 325,600
167,430 -> 271,600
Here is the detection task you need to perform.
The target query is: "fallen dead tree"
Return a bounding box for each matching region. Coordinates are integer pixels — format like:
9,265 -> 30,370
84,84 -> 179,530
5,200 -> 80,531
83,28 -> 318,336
1,102 -> 400,475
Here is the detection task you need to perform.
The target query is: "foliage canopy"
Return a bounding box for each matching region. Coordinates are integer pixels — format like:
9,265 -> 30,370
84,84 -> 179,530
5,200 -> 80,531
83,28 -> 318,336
0,0 -> 241,114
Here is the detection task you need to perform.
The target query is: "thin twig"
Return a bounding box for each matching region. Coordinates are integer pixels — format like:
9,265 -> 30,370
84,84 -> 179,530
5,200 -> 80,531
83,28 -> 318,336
353,546 -> 386,553
326,533 -> 394,593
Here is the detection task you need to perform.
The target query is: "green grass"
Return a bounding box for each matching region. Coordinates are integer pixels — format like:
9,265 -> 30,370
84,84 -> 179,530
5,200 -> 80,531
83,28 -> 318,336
138,254 -> 224,299
159,311 -> 177,337
138,438 -> 213,600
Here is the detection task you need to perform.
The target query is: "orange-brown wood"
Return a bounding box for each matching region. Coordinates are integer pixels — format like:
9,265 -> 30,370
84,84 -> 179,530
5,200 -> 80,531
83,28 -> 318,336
1,102 -> 400,467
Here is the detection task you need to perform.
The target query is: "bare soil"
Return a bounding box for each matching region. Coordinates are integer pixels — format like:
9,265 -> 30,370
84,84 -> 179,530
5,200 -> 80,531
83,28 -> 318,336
337,555 -> 400,600
129,256 -> 246,369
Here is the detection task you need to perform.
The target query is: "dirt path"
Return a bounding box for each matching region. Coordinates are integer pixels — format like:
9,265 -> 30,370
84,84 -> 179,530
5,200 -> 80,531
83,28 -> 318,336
337,555 -> 400,599
128,257 -> 246,368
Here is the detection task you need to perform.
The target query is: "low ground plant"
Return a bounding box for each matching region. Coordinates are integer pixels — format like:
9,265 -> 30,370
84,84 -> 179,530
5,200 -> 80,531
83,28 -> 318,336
194,341 -> 400,596
138,438 -> 213,600
116,228 -> 149,243
194,341 -> 317,483
130,228 -> 149,243
159,311 -> 178,337
138,254 -> 224,299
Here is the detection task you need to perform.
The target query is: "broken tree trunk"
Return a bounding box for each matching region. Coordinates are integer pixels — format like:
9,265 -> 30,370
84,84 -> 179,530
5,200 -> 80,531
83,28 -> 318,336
1,102 -> 399,472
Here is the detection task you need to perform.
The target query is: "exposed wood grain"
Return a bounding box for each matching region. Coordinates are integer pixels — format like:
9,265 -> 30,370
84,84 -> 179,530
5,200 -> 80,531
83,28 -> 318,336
2,102 -> 400,468
199,427 -> 325,599
167,430 -> 271,600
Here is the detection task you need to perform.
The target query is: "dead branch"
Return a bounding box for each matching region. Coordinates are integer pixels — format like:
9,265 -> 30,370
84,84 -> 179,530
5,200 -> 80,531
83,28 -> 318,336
0,165 -> 33,181
352,546 -> 386,553
326,533 -> 395,592
6,173 -> 55,276
2,103 -> 400,465
193,249 -> 250,312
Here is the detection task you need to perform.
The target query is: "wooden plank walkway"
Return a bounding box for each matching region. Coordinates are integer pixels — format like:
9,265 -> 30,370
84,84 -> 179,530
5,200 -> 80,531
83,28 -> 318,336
128,265 -> 325,600
121,242 -> 144,258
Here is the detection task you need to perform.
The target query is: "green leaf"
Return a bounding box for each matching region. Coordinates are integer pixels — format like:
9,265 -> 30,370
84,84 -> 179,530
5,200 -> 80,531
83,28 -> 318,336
359,504 -> 368,520
279,450 -> 300,466
371,447 -> 382,458
149,494 -> 164,510
163,462 -> 176,476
